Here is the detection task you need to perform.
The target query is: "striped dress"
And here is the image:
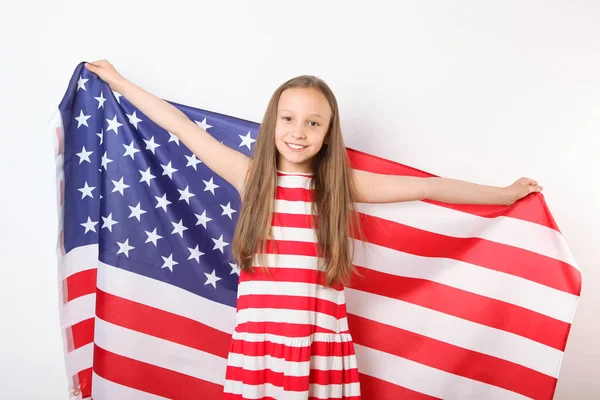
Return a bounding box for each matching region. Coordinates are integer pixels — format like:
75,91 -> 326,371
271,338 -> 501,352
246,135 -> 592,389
223,169 -> 361,399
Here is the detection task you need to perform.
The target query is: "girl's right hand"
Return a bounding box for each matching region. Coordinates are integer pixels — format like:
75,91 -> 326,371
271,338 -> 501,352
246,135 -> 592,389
84,60 -> 124,91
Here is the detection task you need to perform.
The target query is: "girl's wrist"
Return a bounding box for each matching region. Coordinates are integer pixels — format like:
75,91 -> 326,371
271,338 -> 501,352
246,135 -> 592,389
502,186 -> 518,206
110,75 -> 128,92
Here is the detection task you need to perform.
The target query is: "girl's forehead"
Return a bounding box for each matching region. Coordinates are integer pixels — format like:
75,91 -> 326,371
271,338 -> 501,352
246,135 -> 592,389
278,88 -> 331,118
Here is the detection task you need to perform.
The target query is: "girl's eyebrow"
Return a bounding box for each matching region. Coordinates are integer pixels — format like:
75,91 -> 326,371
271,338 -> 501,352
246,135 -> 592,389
280,109 -> 324,119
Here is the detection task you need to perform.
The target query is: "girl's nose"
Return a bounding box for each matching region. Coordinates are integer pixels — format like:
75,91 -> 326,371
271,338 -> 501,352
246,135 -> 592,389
291,125 -> 306,139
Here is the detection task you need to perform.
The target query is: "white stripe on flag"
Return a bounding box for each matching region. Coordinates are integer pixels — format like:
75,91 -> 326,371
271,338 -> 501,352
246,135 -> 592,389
65,342 -> 93,377
92,372 -> 169,400
96,262 -> 236,334
59,244 -> 98,280
355,344 -> 530,400
346,288 -> 562,377
60,293 -> 96,328
356,201 -> 577,269
94,317 -> 228,386
352,239 -> 578,322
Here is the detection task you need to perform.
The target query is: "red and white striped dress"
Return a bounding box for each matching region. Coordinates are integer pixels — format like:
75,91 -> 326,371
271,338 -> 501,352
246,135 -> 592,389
223,169 -> 361,399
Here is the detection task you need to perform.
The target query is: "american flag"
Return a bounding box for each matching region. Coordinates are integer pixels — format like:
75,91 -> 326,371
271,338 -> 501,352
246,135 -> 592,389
51,62 -> 581,400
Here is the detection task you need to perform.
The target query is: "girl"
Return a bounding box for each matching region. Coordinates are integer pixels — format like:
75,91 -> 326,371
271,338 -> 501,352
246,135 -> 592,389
85,60 -> 543,399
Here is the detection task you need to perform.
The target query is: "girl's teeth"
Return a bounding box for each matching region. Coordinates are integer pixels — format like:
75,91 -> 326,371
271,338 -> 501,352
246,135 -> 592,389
288,143 -> 305,149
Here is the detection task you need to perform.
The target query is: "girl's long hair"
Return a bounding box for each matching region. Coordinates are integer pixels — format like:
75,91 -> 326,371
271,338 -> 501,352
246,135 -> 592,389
232,75 -> 365,288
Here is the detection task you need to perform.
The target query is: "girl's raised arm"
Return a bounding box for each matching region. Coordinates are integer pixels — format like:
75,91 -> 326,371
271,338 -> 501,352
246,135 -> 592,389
85,60 -> 251,194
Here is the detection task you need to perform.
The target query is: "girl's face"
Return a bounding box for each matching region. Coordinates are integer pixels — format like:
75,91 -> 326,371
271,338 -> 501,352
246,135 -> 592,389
274,87 -> 332,173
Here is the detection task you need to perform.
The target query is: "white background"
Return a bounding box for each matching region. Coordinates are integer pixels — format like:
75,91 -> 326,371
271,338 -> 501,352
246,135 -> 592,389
1,1 -> 598,398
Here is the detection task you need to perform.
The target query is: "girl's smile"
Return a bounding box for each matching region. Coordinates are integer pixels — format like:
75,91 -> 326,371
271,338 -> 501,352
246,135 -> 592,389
285,142 -> 308,151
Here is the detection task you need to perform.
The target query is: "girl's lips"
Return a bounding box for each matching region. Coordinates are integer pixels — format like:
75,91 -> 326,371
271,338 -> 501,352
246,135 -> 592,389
286,142 -> 307,151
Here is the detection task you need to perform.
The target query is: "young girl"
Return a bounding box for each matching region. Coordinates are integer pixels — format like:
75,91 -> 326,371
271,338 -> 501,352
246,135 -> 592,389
85,60 -> 542,399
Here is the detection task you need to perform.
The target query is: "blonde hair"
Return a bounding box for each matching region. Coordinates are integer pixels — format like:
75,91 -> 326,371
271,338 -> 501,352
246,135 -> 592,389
232,75 -> 365,287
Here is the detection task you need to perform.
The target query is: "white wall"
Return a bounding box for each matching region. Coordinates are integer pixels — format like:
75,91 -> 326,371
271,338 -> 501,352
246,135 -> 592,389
1,0 -> 598,398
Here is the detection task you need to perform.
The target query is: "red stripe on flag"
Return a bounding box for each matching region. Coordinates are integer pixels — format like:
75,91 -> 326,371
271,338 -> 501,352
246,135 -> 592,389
95,289 -> 231,358
348,314 -> 556,400
65,269 -> 97,302
350,266 -> 570,350
55,126 -> 64,155
60,179 -> 64,207
59,230 -> 65,256
357,212 -> 581,295
93,345 -> 224,400
74,367 -> 92,399
347,148 -> 560,231
71,318 -> 95,351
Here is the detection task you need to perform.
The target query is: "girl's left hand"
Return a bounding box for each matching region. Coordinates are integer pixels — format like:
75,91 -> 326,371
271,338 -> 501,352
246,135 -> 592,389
505,177 -> 543,205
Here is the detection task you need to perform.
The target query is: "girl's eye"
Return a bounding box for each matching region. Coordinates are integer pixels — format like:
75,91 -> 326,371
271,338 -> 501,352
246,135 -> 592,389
281,116 -> 318,126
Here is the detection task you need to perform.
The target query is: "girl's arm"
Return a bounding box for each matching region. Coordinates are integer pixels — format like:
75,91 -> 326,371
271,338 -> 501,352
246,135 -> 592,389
85,60 -> 251,194
352,168 -> 543,205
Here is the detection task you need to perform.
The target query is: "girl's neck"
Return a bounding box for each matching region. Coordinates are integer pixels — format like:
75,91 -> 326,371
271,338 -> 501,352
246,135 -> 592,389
276,168 -> 314,176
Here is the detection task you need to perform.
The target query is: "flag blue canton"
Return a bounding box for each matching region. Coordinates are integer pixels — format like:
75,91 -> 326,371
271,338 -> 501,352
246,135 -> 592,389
59,62 -> 258,307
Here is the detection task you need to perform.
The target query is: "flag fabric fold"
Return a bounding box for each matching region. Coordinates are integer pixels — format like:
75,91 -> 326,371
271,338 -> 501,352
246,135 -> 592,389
51,62 -> 581,400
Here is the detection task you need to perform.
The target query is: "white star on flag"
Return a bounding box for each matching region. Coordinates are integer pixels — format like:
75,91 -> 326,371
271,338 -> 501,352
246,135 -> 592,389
195,210 -> 212,229
75,110 -> 91,128
77,76 -> 88,91
81,217 -> 98,233
161,161 -> 178,179
78,181 -> 95,199
178,186 -> 196,204
229,262 -> 241,276
128,202 -> 147,221
144,136 -> 161,154
220,202 -> 237,219
96,129 -> 104,144
203,177 -> 219,195
101,152 -> 113,170
116,239 -> 135,257
168,132 -> 180,145
76,146 -> 93,164
106,115 -> 124,134
212,234 -> 229,253
161,254 -> 178,272
188,245 -> 205,263
111,177 -> 130,196
94,91 -> 106,108
239,131 -> 256,149
123,141 -> 140,160
101,213 -> 118,232
155,194 -> 172,212
145,228 -> 163,246
126,111 -> 143,128
139,167 -> 156,186
204,269 -> 222,289
185,154 -> 202,170
195,117 -> 212,131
